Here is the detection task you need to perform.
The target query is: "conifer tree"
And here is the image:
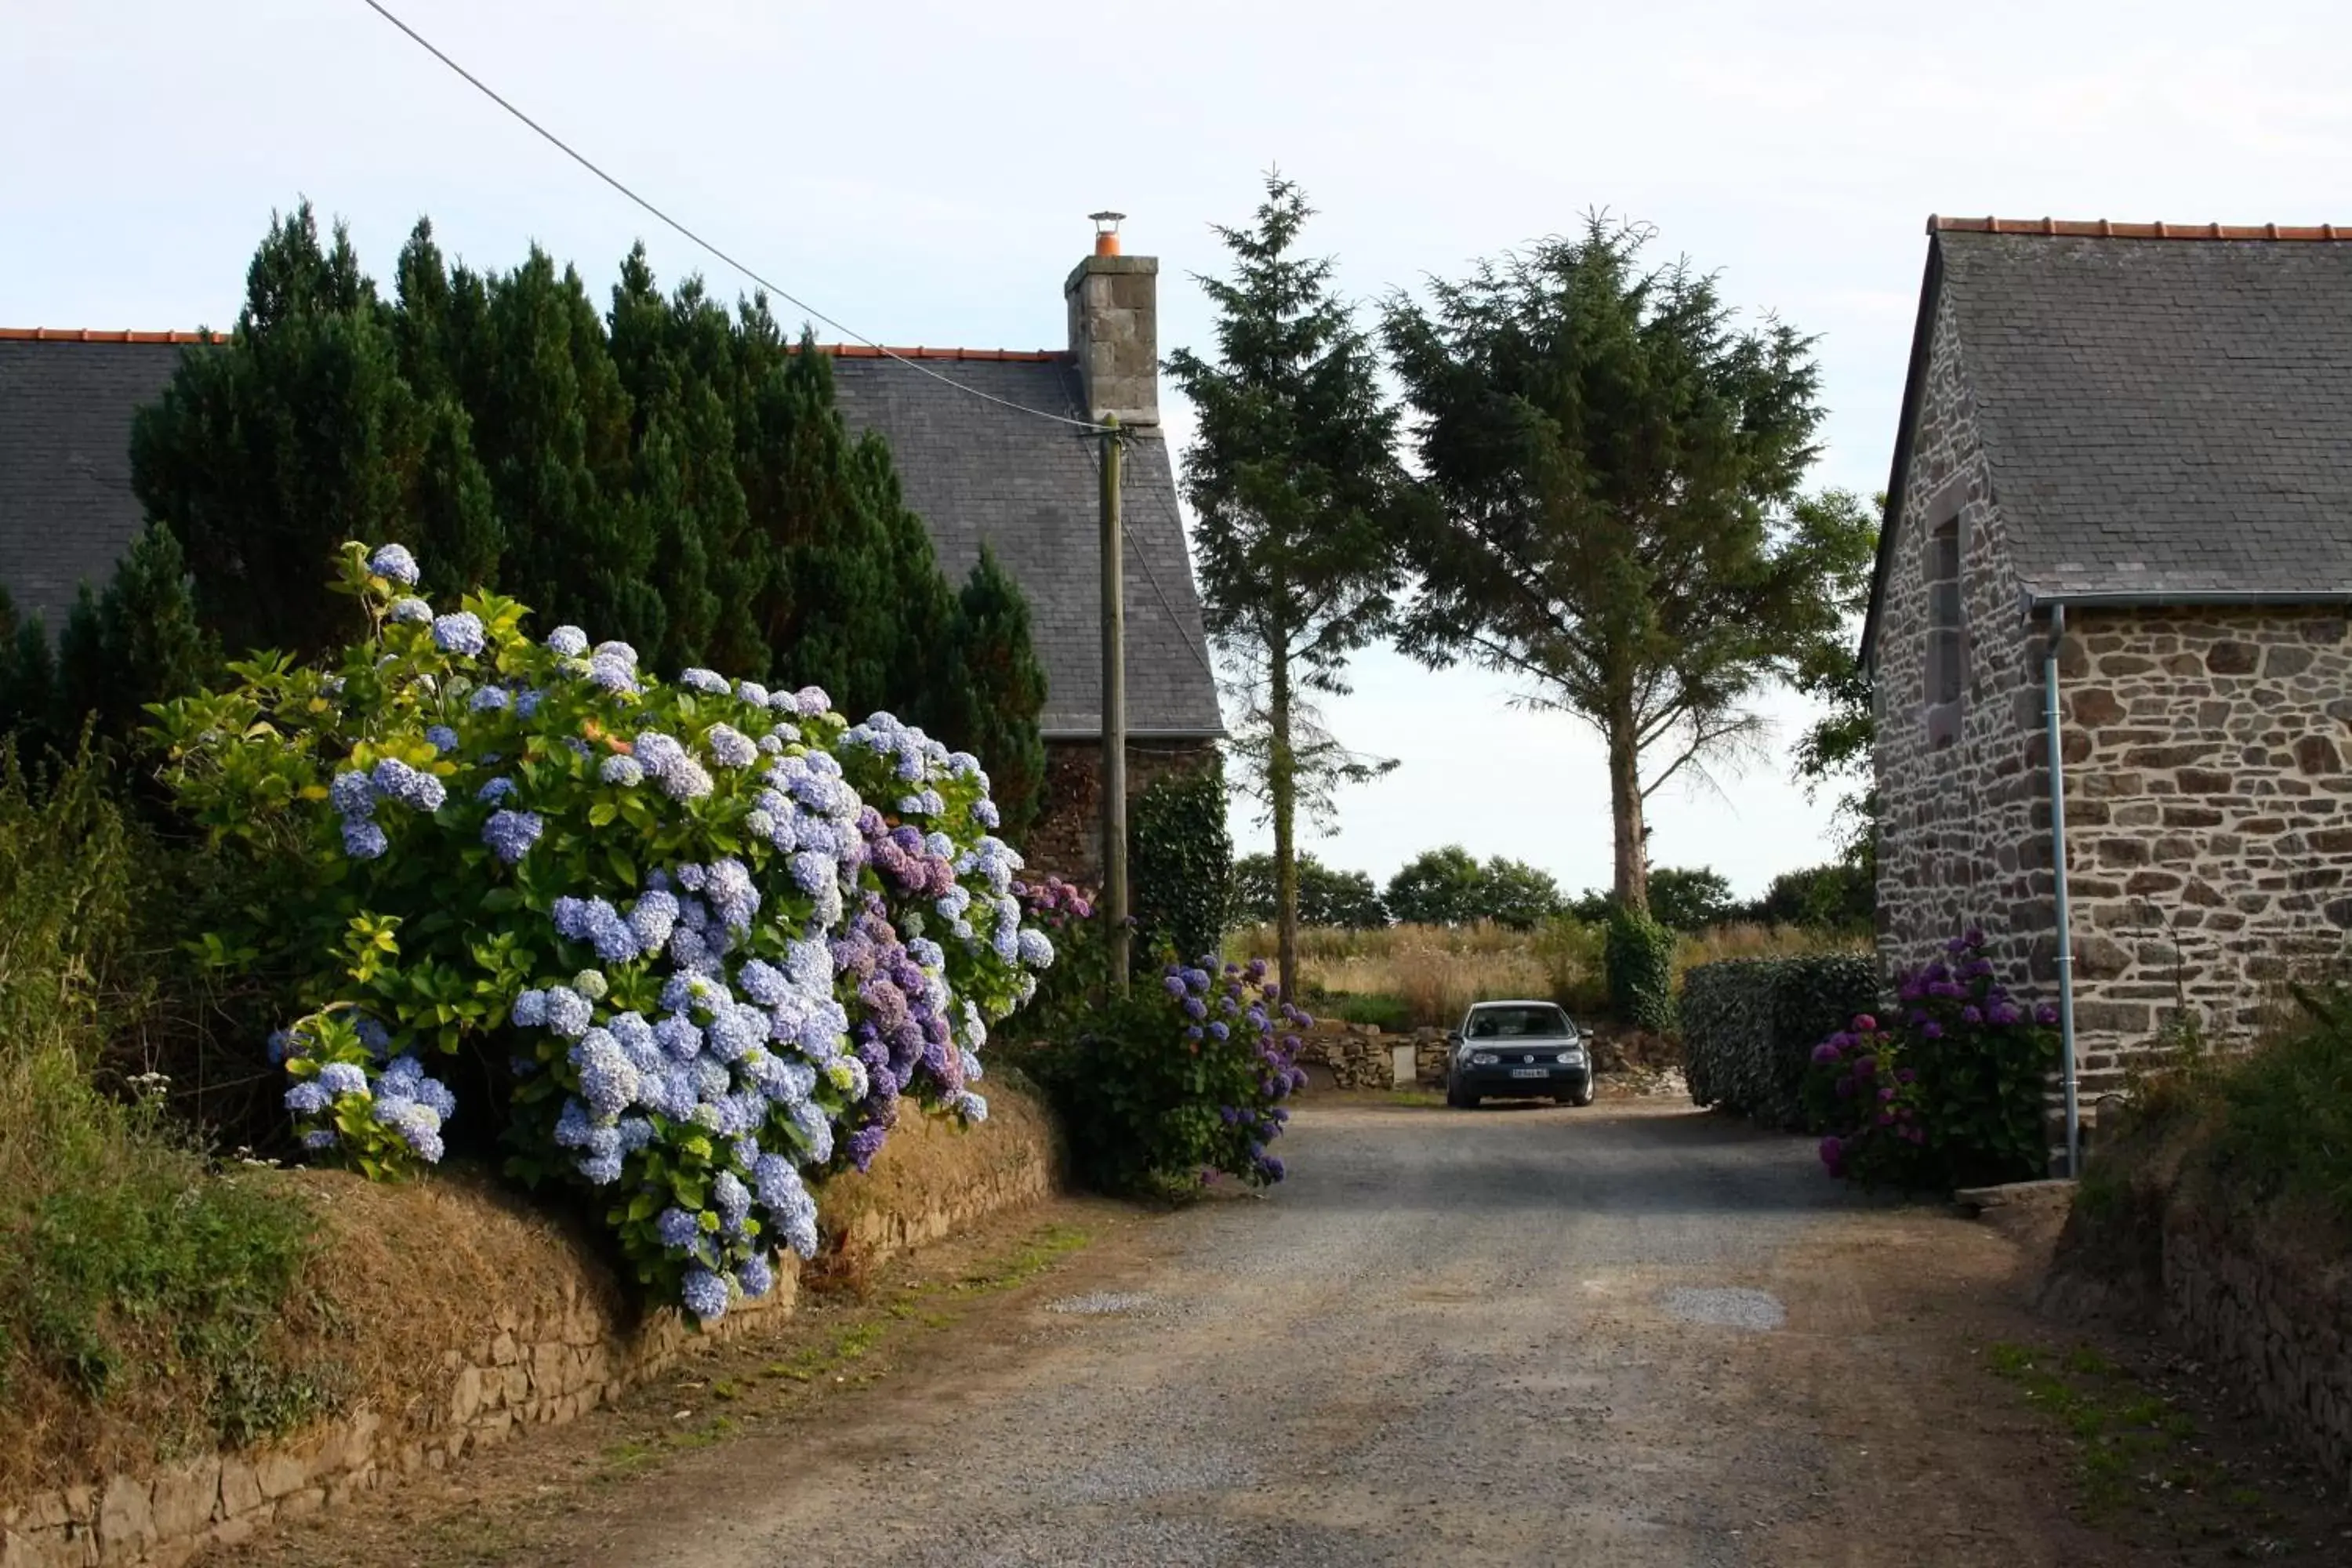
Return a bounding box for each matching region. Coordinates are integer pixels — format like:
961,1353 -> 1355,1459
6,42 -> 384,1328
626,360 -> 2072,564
1165,173 -> 1403,996
946,545 -> 1048,837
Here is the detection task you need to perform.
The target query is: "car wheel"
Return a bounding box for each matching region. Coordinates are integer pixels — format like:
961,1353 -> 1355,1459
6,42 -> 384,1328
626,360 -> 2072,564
1571,1076 -> 1596,1108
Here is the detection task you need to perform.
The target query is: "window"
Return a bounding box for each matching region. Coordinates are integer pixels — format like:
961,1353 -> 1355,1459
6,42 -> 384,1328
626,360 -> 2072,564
1465,1005 -> 1576,1040
1926,517 -> 1965,748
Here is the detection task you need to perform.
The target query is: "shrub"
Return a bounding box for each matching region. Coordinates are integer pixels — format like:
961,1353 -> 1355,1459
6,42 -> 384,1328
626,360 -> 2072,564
1015,956 -> 1305,1199
1130,757 -> 1232,964
1681,955 -> 1882,1127
1605,905 -> 1678,1033
1809,931 -> 2059,1189
2209,983 -> 2352,1219
0,752 -> 328,1465
148,542 -> 1056,1323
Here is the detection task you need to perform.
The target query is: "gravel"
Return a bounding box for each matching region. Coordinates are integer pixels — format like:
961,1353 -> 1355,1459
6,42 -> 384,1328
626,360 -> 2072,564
590,1099 -> 1857,1568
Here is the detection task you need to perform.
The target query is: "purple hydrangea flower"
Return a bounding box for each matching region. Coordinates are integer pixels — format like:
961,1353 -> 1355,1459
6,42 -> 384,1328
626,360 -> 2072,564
390,596 -> 432,625
546,625 -> 589,658
342,817 -> 388,859
468,685 -> 510,713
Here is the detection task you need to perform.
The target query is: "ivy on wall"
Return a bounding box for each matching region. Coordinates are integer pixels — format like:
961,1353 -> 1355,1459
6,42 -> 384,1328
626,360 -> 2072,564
1129,754 -> 1232,965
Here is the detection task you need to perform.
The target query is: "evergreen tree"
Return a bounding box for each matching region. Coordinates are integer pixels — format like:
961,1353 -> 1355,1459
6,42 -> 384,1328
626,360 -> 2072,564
1384,216 -> 1863,913
943,545 -> 1047,839
0,614 -> 58,757
1165,173 -> 1403,997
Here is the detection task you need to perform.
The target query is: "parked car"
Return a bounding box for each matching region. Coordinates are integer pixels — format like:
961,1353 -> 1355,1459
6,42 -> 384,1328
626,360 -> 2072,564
1445,1000 -> 1594,1109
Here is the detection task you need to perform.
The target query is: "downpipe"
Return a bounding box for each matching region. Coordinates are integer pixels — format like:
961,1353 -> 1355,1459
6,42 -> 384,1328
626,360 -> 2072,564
2044,604 -> 2082,1176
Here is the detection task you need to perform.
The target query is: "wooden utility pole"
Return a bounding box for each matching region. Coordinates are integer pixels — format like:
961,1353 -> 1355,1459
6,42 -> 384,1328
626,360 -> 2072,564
1099,414 -> 1130,993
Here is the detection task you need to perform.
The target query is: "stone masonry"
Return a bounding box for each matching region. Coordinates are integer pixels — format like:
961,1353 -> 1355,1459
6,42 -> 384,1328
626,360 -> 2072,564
1876,285 -> 2352,1109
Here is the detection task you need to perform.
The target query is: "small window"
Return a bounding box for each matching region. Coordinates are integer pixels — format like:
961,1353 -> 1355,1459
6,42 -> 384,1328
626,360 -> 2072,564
1925,518 -> 1965,747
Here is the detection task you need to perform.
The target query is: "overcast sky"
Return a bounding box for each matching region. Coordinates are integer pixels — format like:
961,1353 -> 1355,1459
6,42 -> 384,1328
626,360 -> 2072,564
9,1 -> 2350,897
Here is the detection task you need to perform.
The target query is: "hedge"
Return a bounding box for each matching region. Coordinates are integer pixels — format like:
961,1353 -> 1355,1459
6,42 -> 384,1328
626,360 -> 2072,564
1605,905 -> 1678,1034
1682,955 -> 1882,1130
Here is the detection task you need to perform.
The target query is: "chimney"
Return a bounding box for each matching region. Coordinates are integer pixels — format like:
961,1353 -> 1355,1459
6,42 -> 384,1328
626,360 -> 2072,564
1065,212 -> 1158,426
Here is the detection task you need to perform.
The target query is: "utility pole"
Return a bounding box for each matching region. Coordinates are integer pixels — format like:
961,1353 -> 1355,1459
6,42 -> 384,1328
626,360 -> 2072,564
1099,414 -> 1130,993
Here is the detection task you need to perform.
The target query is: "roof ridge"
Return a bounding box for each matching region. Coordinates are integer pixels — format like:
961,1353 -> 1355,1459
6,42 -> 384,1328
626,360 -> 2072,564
1931,216 -> 2352,241
0,326 -> 1065,361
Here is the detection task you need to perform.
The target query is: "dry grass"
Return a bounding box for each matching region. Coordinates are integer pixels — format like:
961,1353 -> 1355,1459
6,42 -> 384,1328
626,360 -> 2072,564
1228,919 -> 1867,1029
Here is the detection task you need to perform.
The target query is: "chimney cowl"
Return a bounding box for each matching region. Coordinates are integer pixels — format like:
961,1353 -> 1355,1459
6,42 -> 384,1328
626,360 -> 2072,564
1090,210 -> 1125,257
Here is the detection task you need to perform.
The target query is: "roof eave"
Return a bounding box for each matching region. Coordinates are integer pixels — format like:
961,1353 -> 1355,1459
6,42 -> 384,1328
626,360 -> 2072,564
1858,228 -> 1948,671
2022,587 -> 2352,615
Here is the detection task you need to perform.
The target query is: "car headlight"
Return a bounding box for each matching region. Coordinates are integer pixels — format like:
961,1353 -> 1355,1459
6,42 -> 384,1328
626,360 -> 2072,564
1557,1051 -> 1582,1065
1470,1052 -> 1497,1065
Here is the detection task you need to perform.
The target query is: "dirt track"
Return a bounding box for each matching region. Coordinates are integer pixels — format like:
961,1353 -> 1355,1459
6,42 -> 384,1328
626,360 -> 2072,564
226,1095 -> 2343,1567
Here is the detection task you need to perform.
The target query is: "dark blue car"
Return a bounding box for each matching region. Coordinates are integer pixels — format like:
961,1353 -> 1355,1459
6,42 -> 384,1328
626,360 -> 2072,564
1444,1000 -> 1594,1109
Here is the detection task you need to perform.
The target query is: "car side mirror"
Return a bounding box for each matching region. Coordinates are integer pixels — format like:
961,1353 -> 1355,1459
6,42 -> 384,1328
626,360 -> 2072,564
1446,1030 -> 1463,1046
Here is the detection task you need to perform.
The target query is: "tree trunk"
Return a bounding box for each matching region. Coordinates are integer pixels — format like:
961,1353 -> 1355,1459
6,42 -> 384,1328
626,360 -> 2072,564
1606,694 -> 1649,913
1269,643 -> 1300,1002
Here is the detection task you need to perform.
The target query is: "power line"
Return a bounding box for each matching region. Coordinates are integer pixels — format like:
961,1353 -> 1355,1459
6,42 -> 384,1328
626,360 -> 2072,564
1076,427 -> 1225,690
354,0 -> 1109,434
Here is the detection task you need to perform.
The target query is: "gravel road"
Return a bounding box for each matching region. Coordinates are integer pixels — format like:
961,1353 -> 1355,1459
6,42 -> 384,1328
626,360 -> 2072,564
554,1098 -> 2105,1568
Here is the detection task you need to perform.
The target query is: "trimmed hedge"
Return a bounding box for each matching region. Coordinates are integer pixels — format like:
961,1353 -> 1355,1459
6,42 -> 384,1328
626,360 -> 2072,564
1605,905 -> 1678,1034
1683,956 -> 1882,1130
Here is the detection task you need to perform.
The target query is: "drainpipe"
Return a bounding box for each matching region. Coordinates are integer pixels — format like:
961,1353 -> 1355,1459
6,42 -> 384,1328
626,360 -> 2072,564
2043,604 -> 2082,1177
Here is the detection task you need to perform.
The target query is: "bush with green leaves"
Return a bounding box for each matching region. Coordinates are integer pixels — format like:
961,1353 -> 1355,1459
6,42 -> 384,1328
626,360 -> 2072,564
1808,931 -> 2057,1189
1016,956 -> 1305,1200
1682,954 -> 1882,1128
1604,905 -> 1678,1033
1129,757 -> 1232,964
151,542 -> 1055,1323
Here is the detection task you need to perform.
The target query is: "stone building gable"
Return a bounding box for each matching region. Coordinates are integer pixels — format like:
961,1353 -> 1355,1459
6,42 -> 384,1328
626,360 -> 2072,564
1872,288 -> 2049,994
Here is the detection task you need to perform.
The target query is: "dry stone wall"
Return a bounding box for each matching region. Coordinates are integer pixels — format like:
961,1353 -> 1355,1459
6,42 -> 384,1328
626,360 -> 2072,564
2161,1210 -> 2352,1488
1290,1024 -> 1399,1089
0,1093 -> 1057,1568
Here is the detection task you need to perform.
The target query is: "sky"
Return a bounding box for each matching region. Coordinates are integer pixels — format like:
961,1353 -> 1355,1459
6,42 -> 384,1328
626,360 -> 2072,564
9,0 -> 2352,898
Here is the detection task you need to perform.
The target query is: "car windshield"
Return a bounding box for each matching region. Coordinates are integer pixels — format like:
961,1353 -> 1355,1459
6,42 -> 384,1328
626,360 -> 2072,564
1465,1005 -> 1573,1040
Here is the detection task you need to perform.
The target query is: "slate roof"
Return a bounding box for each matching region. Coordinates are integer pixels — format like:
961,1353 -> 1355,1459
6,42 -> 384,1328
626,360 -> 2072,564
827,354 -> 1221,739
0,332 -> 197,633
0,333 -> 1221,741
1864,218 -> 2352,658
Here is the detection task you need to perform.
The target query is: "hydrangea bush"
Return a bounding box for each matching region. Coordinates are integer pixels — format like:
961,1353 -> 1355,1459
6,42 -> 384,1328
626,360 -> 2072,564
1808,930 -> 2060,1190
152,543 -> 1054,1322
1013,953 -> 1306,1199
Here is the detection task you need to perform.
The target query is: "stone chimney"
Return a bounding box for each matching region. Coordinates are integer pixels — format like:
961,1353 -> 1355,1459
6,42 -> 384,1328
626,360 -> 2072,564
1065,212 -> 1158,427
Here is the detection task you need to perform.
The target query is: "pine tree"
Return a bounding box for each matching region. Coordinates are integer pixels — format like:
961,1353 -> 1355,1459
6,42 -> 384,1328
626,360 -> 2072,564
1164,172 -> 1403,998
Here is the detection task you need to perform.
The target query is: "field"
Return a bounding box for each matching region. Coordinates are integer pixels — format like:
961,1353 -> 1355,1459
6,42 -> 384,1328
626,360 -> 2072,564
1226,919 -> 1866,1030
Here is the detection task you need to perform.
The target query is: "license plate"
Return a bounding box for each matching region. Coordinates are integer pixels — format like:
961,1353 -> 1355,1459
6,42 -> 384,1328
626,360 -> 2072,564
1509,1068 -> 1548,1079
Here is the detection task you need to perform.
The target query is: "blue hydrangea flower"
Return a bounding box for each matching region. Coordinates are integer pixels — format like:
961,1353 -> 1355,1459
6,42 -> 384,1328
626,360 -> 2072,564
285,1080 -> 331,1116
706,724 -> 757,768
318,1062 -> 370,1098
302,1127 -> 339,1151
543,986 -> 593,1039
369,757 -> 446,811
735,680 -> 770,708
601,754 -> 644,787
973,799 -> 1000,829
705,1005 -> 766,1063
575,1150 -> 624,1184
953,1090 -> 989,1123
735,1253 -> 775,1299
654,1015 -> 703,1062
789,851 -> 833,896
477,776 -> 517,804
736,960 -> 789,1007
587,652 -> 637,692
431,612 -> 487,657
329,770 -> 376,817
680,1267 -> 730,1322
655,1206 -> 702,1250
571,1031 -> 640,1119
390,596 -> 433,625
369,543 -> 421,586
592,641 -> 638,668
342,817 -> 389,860
677,667 -> 730,695
468,685 -> 510,713
515,688 -> 545,718
1018,929 -> 1054,969
792,685 -> 830,717
425,725 -> 461,754
482,808 -> 543,864
546,625 -> 589,658
713,1170 -> 751,1223
703,859 -> 759,931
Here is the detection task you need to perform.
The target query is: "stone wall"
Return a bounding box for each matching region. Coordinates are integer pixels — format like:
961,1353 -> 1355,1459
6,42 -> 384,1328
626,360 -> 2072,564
1022,738 -> 1217,884
1873,285 -> 2049,1006
2161,1210 -> 2352,1487
2045,608 -> 2352,1085
0,1092 -> 1058,1568
1290,1025 -> 1402,1089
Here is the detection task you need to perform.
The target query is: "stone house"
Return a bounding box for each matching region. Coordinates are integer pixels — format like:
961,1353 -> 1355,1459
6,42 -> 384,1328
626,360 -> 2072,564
1864,216 -> 2352,1126
0,227 -> 1221,878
